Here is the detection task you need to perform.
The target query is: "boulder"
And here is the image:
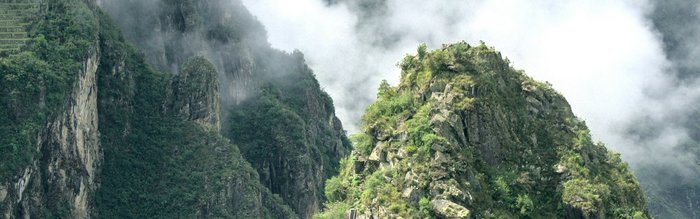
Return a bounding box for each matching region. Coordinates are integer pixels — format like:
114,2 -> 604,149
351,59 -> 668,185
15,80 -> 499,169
431,199 -> 470,218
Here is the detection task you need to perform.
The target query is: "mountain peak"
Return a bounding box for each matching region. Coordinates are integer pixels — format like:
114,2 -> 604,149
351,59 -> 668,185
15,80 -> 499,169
319,42 -> 649,219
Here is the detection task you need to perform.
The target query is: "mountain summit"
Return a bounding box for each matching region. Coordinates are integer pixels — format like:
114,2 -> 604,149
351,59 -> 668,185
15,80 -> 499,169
318,42 -> 649,219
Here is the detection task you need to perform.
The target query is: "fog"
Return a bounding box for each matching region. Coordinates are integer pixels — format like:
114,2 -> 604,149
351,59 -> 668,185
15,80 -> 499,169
242,0 -> 700,210
99,0 -> 275,120
98,0 -> 699,216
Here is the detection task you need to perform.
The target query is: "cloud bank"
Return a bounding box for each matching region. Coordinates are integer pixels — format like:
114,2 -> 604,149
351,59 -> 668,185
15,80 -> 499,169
241,0 -> 700,184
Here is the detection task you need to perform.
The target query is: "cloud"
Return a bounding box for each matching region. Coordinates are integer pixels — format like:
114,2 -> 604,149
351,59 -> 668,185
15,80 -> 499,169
242,0 -> 700,181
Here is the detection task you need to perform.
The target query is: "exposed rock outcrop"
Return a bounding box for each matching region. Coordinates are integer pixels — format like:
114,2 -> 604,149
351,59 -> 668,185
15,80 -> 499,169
169,56 -> 222,131
2,45 -> 100,218
431,199 -> 471,218
319,42 -> 650,218
1,0 -> 304,218
101,1 -> 353,218
94,9 -> 297,218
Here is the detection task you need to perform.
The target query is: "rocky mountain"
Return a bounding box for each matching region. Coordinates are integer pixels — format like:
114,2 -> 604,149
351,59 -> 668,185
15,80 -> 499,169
317,42 -> 650,218
0,0 -> 102,217
0,0 -> 656,218
98,0 -> 352,217
0,0 -> 349,218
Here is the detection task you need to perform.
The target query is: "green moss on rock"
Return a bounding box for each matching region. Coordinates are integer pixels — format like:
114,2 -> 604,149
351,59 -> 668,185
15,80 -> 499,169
317,42 -> 650,219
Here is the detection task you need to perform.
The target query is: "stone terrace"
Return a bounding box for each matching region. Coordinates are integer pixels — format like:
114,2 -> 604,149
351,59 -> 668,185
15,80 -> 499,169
0,0 -> 41,53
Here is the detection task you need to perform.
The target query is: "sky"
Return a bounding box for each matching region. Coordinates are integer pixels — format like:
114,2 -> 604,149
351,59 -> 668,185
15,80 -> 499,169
240,0 -> 700,179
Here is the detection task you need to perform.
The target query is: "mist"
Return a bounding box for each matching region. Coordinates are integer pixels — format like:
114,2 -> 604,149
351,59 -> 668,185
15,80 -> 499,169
96,0 -> 700,216
242,0 -> 700,215
99,0 -> 290,128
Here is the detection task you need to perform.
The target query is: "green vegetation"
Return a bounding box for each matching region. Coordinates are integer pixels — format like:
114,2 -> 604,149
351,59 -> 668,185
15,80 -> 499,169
227,81 -> 350,216
0,0 -> 96,179
0,1 -> 42,53
317,42 -> 650,218
313,202 -> 351,219
94,10 -> 296,218
1,0 -> 654,217
350,133 -> 374,156
515,194 -> 534,215
174,57 -> 218,95
101,0 -> 352,216
562,179 -> 608,214
226,48 -> 351,217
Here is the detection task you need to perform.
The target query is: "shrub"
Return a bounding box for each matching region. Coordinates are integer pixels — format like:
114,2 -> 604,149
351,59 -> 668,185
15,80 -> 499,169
325,176 -> 345,202
562,179 -> 610,214
314,202 -> 351,219
351,133 -> 373,156
516,194 -> 534,215
493,176 -> 511,198
419,197 -> 434,218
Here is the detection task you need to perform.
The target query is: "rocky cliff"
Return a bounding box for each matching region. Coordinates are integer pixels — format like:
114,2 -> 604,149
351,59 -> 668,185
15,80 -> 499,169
226,51 -> 351,218
0,0 -> 350,218
0,0 -> 102,217
100,1 -> 352,218
1,1 -> 652,218
94,34 -> 296,217
0,44 -> 100,219
1,0 -> 351,218
168,57 -> 222,131
318,42 -> 650,219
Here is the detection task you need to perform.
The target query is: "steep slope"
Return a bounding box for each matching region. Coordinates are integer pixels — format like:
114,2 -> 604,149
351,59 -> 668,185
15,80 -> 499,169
318,42 -> 649,218
99,1 -> 352,217
0,0 -> 101,217
0,0 -> 304,218
0,0 -> 351,217
227,50 -> 351,218
93,3 -> 297,218
94,36 -> 295,218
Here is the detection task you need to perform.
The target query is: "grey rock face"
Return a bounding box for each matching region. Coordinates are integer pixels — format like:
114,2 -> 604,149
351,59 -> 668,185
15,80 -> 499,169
333,43 -> 649,218
2,46 -> 101,219
169,56 -> 222,131
98,1 -> 347,217
431,199 -> 471,219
